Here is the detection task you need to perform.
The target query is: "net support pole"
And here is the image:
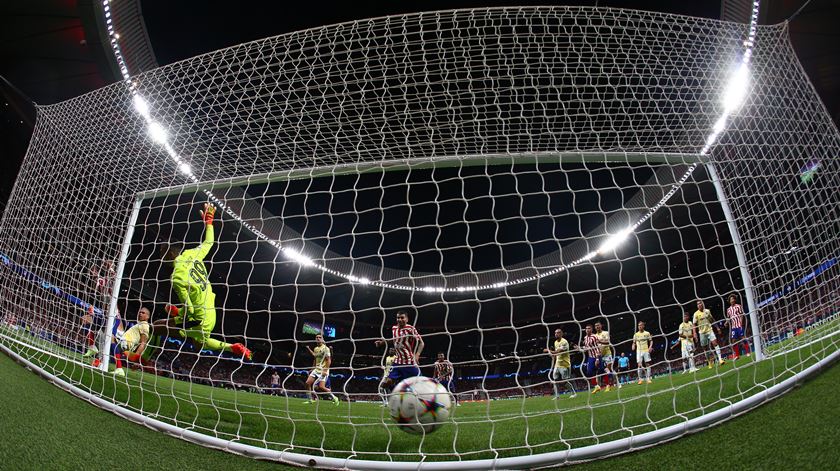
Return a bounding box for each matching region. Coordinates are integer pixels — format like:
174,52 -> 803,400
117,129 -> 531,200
98,197 -> 143,372
705,162 -> 764,361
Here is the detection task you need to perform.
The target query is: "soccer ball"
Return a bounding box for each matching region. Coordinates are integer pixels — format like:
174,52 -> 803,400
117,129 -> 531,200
387,376 -> 453,434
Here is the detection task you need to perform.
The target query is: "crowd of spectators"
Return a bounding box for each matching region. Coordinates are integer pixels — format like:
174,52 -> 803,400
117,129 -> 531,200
2,281 -> 838,403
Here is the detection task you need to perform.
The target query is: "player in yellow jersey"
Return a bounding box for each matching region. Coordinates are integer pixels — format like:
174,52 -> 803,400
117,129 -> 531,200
676,312 -> 698,373
117,306 -> 151,369
103,306 -> 150,377
379,348 -> 396,406
594,322 -> 617,391
156,203 -> 251,360
303,334 -> 339,405
693,299 -> 724,368
544,328 -> 577,399
632,321 -> 654,384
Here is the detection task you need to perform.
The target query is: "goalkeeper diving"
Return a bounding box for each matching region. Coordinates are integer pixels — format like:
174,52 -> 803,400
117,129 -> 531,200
154,203 -> 252,360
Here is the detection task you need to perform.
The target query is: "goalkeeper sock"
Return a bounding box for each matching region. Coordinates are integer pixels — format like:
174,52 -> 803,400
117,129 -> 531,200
715,346 -> 722,362
646,367 -> 651,380
637,368 -> 643,381
689,357 -> 696,370
552,383 -> 559,397
202,337 -> 231,353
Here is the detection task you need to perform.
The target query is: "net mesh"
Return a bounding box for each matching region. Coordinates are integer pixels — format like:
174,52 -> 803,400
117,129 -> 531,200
1,6 -> 839,467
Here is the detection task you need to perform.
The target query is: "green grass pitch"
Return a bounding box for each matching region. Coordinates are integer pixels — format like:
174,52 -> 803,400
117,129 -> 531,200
1,320 -> 838,469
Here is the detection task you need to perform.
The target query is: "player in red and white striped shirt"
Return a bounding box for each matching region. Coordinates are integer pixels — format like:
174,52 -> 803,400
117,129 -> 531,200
375,310 -> 425,390
725,294 -> 751,360
434,352 -> 458,405
581,324 -> 602,393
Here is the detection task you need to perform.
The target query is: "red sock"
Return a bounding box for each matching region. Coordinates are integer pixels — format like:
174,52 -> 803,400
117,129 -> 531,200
86,332 -> 95,347
590,378 -> 597,387
743,342 -> 750,354
115,354 -> 123,369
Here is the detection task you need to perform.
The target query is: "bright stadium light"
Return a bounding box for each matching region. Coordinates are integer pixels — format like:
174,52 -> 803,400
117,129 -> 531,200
147,122 -> 168,144
722,63 -> 750,113
133,95 -> 151,120
598,227 -> 633,255
281,248 -> 314,266
178,163 -> 192,176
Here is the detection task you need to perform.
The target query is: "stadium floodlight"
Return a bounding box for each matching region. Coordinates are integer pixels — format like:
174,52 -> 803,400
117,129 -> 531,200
281,248 -> 314,266
147,122 -> 168,144
598,227 -> 633,255
178,163 -> 192,176
723,63 -> 750,113
133,95 -> 151,120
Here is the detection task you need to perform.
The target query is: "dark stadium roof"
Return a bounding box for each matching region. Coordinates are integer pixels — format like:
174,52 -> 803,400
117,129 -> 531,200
1,0 -> 838,213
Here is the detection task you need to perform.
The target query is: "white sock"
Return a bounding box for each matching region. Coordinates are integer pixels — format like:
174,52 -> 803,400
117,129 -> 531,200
646,367 -> 651,379
637,368 -> 643,381
715,346 -> 722,362
689,357 -> 696,369
553,383 -> 560,397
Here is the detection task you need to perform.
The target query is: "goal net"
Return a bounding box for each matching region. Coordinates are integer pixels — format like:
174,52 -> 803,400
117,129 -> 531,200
1,5 -> 839,469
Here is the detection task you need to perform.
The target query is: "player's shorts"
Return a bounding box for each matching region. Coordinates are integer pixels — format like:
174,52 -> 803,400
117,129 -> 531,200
584,357 -> 598,377
173,307 -> 217,344
699,331 -> 717,346
636,351 -> 652,364
681,341 -> 694,358
731,327 -> 744,339
141,333 -> 161,361
552,367 -> 571,381
308,369 -> 329,384
600,354 -> 614,368
388,364 -> 421,383
439,378 -> 457,392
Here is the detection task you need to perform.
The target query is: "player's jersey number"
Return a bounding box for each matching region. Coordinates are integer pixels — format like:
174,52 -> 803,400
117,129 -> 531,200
189,260 -> 208,291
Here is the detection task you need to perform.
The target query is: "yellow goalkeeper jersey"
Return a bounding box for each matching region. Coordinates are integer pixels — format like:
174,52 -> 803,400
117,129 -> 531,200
172,225 -> 215,319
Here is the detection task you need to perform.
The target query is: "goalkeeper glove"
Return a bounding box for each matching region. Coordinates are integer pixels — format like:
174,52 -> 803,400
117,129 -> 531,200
165,304 -> 180,318
201,203 -> 216,225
